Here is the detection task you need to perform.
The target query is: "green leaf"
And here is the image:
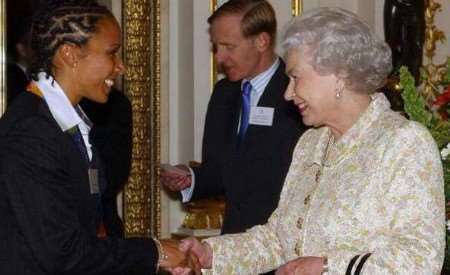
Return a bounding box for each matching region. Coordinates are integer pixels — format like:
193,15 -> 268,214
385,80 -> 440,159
399,67 -> 432,127
399,66 -> 450,148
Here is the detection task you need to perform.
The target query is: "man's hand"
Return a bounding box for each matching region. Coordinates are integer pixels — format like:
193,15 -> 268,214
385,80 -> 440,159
275,256 -> 325,275
160,164 -> 192,191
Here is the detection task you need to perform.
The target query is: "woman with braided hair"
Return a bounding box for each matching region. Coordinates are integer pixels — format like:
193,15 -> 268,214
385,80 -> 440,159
0,1 -> 197,274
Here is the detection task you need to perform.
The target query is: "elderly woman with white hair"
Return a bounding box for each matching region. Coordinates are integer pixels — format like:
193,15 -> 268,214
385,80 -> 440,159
174,7 -> 446,275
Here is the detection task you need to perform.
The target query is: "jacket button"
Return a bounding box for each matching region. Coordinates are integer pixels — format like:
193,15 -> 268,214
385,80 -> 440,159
296,217 -> 303,229
304,195 -> 311,205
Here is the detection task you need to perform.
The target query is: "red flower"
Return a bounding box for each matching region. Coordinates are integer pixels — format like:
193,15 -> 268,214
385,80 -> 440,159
431,86 -> 450,120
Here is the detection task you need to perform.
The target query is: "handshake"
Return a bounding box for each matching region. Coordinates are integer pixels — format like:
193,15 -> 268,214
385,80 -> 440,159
158,165 -> 211,274
158,237 -> 213,275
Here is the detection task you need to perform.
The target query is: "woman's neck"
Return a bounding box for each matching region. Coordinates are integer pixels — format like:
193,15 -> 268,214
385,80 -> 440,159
52,71 -> 81,106
328,92 -> 372,139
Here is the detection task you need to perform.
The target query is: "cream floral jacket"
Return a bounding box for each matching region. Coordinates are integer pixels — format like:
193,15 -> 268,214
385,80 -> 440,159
204,93 -> 445,275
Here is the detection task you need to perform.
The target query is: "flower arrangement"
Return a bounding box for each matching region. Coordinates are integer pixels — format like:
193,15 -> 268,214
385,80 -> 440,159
399,60 -> 450,272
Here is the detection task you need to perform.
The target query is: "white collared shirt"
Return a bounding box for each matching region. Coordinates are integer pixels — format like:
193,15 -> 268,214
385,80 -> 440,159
35,72 -> 93,160
242,57 -> 280,107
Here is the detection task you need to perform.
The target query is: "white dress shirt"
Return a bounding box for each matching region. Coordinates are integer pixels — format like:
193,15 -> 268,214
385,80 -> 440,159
34,72 -> 93,160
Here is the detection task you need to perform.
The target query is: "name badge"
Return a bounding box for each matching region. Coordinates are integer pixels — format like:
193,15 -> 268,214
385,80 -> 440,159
88,168 -> 100,194
249,106 -> 274,126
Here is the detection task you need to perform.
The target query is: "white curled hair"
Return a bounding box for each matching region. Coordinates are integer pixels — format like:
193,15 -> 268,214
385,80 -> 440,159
282,7 -> 392,93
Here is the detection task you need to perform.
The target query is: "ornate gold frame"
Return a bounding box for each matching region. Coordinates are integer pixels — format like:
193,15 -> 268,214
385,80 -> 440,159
422,0 -> 447,101
122,0 -> 161,238
0,0 -> 161,238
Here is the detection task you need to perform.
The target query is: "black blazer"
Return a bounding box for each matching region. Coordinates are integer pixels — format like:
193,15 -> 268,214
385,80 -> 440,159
191,60 -> 306,234
0,92 -> 156,275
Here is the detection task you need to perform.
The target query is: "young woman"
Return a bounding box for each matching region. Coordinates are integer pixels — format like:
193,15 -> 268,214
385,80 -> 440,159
0,1 -> 193,274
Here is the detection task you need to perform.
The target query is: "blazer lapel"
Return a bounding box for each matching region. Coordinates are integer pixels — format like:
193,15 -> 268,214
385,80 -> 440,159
38,100 -> 91,175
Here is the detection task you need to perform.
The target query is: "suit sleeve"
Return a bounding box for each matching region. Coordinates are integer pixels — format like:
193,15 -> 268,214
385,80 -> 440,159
1,116 -> 157,275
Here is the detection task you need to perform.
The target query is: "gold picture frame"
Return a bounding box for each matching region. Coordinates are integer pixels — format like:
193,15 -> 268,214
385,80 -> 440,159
122,0 -> 161,239
292,0 -> 303,17
0,0 -> 161,238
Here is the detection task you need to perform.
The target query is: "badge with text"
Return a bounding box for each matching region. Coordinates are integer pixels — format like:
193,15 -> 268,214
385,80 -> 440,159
249,106 -> 274,126
88,168 -> 100,194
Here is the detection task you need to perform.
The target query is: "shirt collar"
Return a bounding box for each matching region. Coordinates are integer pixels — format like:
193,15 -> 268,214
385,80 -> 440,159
242,57 -> 280,95
34,72 -> 82,132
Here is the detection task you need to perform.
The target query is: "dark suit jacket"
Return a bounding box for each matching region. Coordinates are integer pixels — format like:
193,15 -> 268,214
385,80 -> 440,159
80,88 -> 133,238
191,60 -> 306,234
0,92 -> 156,275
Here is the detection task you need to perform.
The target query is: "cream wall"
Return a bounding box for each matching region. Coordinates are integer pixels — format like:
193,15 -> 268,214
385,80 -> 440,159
160,0 -> 450,237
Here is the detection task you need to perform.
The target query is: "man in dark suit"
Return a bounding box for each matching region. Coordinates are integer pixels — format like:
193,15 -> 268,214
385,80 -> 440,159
80,87 -> 133,237
161,0 -> 305,235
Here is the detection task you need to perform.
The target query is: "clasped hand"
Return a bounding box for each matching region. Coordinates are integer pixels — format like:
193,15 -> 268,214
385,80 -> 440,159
161,237 -> 213,275
162,239 -> 325,274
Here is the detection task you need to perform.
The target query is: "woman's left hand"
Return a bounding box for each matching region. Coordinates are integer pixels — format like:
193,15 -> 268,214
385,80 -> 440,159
275,256 -> 325,275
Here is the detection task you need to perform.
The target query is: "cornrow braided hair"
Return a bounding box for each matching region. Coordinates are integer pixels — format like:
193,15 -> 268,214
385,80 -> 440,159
30,0 -> 112,79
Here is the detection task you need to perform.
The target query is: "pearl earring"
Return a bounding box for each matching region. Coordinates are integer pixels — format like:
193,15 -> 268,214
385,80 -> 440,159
335,87 -> 343,99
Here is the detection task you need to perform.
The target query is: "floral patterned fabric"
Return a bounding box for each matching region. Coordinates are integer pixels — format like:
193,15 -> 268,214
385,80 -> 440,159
204,93 -> 446,274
